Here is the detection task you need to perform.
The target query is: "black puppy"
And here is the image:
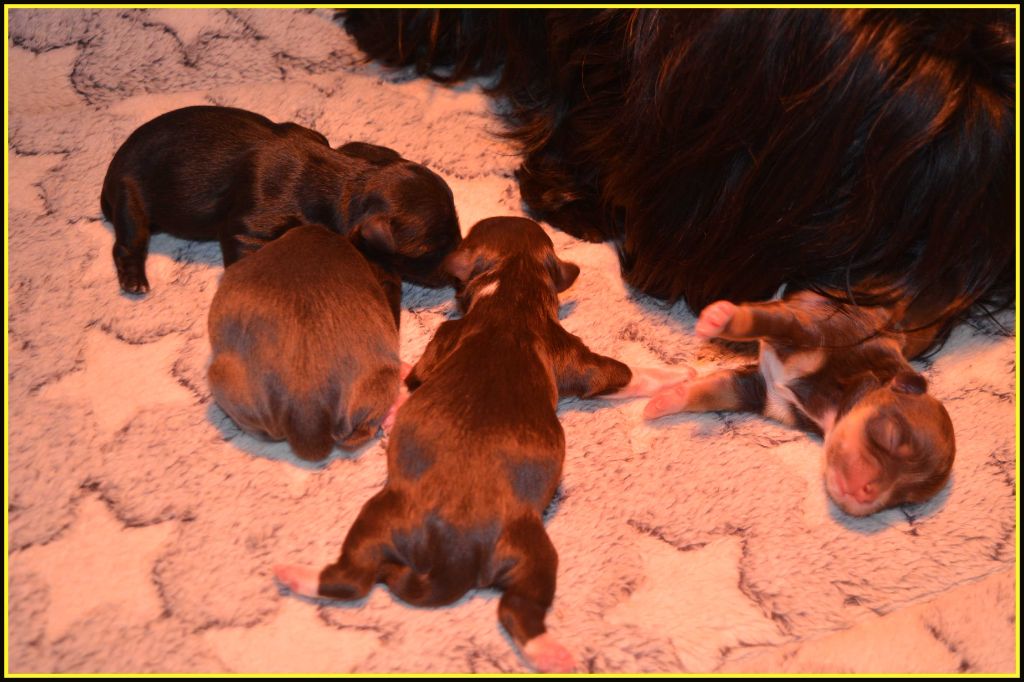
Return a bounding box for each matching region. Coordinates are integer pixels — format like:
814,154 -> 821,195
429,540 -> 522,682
645,292 -> 956,517
101,105 -> 460,293
208,224 -> 401,461
274,217 -> 691,672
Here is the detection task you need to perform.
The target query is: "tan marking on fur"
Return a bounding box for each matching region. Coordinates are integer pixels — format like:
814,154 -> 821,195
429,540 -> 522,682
683,373 -> 745,411
467,280 -> 499,313
759,343 -> 826,428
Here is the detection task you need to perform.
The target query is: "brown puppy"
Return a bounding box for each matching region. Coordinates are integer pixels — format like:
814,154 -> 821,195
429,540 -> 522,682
208,224 -> 400,462
645,291 -> 955,517
274,217 -> 691,672
101,105 -> 460,293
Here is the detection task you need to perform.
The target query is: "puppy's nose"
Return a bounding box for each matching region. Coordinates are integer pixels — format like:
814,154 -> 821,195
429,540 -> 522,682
833,473 -> 877,503
845,479 -> 878,504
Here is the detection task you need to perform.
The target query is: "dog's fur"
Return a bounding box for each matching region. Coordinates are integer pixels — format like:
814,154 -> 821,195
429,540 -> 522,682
208,224 -> 401,462
273,217 -> 692,672
101,105 -> 461,293
342,8 -> 1015,355
644,292 -> 956,517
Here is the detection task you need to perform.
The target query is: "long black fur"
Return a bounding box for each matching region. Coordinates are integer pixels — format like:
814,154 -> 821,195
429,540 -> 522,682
341,8 -> 1015,355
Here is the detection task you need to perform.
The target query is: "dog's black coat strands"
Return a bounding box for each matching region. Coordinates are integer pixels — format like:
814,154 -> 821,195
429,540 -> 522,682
274,217 -> 692,672
208,224 -> 401,462
101,105 -> 461,293
342,9 -> 1015,354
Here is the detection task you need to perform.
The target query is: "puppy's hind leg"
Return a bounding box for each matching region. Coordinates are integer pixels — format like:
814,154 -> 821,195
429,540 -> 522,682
274,488 -> 405,601
273,564 -> 322,598
108,177 -> 152,294
494,515 -> 575,673
644,365 -> 766,420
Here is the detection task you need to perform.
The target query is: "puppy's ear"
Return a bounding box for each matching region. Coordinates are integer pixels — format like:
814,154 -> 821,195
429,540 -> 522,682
444,246 -> 495,284
355,214 -> 396,254
443,248 -> 477,284
891,371 -> 927,395
547,254 -> 580,293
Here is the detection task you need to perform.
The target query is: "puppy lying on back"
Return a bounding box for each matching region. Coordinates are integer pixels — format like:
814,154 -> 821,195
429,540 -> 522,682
644,291 -> 956,517
101,105 -> 460,293
208,224 -> 400,462
274,217 -> 692,672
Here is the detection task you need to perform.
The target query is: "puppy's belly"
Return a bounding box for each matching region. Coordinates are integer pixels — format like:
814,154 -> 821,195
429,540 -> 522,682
759,342 -> 824,428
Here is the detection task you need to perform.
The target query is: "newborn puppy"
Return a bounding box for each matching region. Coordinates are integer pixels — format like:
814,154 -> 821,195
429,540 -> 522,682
645,291 -> 956,517
274,217 -> 691,672
101,105 -> 460,293
208,224 -> 400,462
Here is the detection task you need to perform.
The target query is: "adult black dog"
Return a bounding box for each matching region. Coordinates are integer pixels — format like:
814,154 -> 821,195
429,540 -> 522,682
342,9 -> 1015,355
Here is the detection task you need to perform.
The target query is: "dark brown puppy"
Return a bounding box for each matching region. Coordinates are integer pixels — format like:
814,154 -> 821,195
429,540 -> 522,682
274,217 -> 691,672
208,224 -> 400,462
101,105 -> 460,293
645,291 -> 956,517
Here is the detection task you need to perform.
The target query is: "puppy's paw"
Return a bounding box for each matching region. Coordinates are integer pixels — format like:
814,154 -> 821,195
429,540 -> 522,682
272,563 -> 321,598
620,365 -> 696,398
643,382 -> 691,420
522,633 -> 576,673
644,364 -> 697,388
118,272 -> 151,295
695,300 -> 737,338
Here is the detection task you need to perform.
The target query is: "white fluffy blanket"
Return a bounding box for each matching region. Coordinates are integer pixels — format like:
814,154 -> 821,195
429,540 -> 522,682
7,8 -> 1017,674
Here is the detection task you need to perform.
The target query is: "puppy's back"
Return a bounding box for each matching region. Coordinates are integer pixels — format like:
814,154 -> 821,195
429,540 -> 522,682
208,224 -> 400,460
101,106 -> 330,233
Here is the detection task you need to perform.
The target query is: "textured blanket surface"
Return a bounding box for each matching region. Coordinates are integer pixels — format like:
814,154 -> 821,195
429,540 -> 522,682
7,8 -> 1018,674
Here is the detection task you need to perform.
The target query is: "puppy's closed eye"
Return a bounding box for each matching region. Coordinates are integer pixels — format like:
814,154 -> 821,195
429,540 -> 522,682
867,414 -> 912,458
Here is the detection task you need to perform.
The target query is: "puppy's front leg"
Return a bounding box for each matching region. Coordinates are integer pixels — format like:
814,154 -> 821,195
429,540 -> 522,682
404,320 -> 462,391
552,328 -> 630,399
551,325 -> 693,399
644,365 -> 765,420
695,299 -> 807,341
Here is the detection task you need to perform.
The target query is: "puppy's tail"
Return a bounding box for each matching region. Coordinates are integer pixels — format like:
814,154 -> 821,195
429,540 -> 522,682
284,403 -> 337,462
380,516 -> 481,607
381,562 -> 477,608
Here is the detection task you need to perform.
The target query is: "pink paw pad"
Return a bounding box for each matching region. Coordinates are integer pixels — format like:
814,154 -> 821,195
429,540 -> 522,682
643,382 -> 691,420
522,633 -> 576,673
273,564 -> 321,598
695,300 -> 737,338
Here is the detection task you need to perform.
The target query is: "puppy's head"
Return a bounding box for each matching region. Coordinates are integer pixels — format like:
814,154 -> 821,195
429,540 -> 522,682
341,142 -> 461,288
442,216 -> 580,313
822,371 -> 955,517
